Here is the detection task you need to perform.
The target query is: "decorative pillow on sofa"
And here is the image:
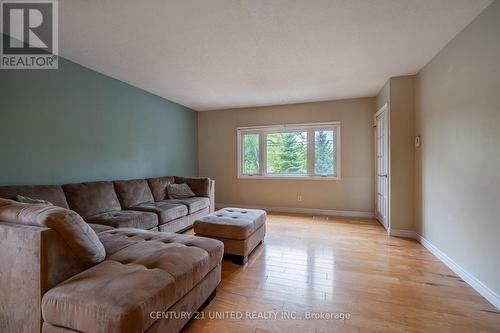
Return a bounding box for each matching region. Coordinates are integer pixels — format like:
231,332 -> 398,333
16,195 -> 53,205
167,183 -> 196,199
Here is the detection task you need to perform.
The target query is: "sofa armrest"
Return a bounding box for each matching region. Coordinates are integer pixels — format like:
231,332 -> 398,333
0,222 -> 87,333
209,179 -> 215,213
0,222 -> 46,332
174,176 -> 210,197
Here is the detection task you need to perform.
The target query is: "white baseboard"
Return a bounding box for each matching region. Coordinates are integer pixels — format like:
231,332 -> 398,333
389,229 -> 417,238
410,234 -> 500,310
389,229 -> 500,309
215,203 -> 375,218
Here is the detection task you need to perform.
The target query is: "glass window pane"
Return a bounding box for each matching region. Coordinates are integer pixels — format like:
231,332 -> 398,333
242,133 -> 259,174
266,131 -> 307,175
314,129 -> 335,175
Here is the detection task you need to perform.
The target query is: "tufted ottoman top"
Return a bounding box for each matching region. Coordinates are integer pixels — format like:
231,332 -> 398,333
194,207 -> 266,240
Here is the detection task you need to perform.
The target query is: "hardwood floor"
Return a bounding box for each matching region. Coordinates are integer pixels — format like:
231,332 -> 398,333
183,213 -> 500,333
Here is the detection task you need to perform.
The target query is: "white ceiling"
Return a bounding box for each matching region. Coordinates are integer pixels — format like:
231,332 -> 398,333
59,0 -> 492,111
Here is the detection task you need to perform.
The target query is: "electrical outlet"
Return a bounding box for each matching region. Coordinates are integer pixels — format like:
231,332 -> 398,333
297,194 -> 302,202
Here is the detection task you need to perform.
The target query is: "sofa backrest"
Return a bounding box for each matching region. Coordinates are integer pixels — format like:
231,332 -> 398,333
113,179 -> 154,208
1,176 -> 214,218
0,185 -> 69,209
147,176 -> 175,201
63,181 -> 121,219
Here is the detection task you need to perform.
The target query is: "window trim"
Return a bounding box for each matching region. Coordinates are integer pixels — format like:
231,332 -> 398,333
237,121 -> 341,180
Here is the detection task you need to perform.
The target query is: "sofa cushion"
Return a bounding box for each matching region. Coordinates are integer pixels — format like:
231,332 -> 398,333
42,230 -> 223,333
129,201 -> 187,225
146,176 -> 175,201
194,207 -> 267,240
63,181 -> 122,219
113,179 -> 154,208
42,260 -> 175,333
86,210 -> 158,230
174,176 -> 211,197
163,197 -> 210,214
0,198 -> 105,266
0,185 -> 69,209
98,229 -> 224,281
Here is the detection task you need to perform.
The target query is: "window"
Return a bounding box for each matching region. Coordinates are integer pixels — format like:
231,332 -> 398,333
242,132 -> 260,175
266,131 -> 307,175
238,122 -> 340,179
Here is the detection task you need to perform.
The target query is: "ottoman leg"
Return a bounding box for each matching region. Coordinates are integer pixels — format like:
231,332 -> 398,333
224,254 -> 248,265
233,255 -> 248,265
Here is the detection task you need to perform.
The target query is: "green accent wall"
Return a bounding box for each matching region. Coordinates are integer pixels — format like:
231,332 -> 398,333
0,55 -> 198,185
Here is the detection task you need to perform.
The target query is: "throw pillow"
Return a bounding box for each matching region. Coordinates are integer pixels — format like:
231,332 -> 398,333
16,195 -> 53,205
167,183 -> 196,199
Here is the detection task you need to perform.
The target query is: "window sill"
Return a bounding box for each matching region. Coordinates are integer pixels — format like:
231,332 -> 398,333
238,175 -> 340,181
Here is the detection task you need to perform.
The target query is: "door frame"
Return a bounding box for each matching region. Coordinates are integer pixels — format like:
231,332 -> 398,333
374,104 -> 390,233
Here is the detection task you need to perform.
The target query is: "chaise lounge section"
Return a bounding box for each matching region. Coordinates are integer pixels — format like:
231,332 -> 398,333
0,198 -> 223,333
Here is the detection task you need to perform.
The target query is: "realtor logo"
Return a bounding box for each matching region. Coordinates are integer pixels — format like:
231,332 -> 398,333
1,0 -> 58,69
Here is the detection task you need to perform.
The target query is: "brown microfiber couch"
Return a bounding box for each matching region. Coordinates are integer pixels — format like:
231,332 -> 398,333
0,197 -> 223,333
0,176 -> 215,233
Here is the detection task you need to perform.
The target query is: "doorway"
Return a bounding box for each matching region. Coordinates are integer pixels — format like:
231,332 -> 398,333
375,105 -> 389,231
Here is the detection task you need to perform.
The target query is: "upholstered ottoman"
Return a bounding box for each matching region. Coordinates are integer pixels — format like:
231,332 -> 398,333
194,207 -> 266,265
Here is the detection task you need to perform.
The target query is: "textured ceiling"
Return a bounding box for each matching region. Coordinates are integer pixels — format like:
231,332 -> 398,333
59,0 -> 492,111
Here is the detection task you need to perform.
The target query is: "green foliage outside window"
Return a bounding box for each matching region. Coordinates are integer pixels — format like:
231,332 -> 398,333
243,133 -> 259,174
266,132 -> 307,174
314,130 -> 334,174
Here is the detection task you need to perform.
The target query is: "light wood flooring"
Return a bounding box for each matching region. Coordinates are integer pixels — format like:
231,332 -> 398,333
183,213 -> 500,333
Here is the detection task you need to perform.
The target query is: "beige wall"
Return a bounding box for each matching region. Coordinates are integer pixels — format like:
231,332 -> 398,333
375,76 -> 415,232
415,0 -> 500,296
389,76 -> 415,231
198,98 -> 375,213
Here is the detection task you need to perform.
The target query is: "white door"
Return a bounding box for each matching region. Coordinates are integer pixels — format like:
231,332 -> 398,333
375,106 -> 389,230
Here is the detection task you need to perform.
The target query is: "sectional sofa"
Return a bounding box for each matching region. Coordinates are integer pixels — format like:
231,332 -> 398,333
0,176 -> 215,233
0,176 -> 222,333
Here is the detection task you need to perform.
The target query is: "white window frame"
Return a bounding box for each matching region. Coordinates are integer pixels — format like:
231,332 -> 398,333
237,121 -> 341,180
